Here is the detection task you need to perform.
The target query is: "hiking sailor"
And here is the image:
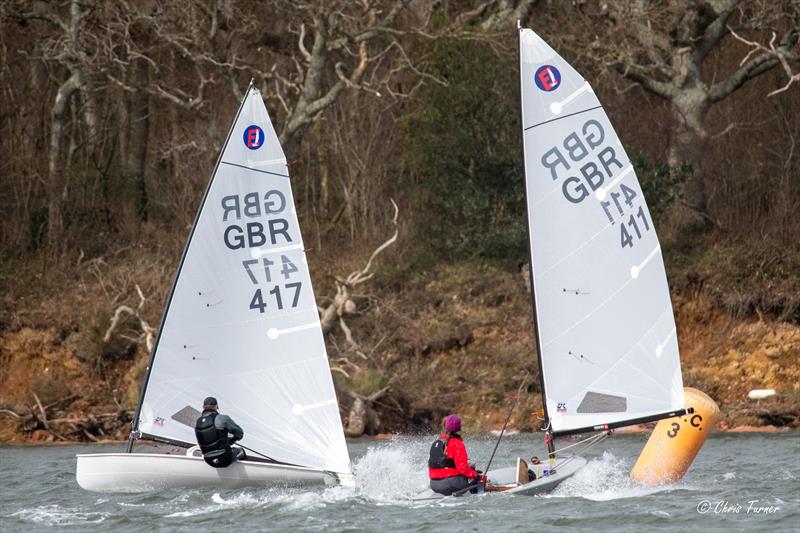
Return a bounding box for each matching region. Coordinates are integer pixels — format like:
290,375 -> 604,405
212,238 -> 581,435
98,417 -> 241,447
194,397 -> 246,467
428,414 -> 486,495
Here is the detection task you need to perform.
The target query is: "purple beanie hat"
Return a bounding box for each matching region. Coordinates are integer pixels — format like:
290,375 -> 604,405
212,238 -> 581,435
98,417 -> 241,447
445,414 -> 461,433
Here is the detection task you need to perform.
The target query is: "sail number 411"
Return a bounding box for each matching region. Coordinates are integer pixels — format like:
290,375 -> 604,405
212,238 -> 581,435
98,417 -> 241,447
620,205 -> 650,248
598,184 -> 651,248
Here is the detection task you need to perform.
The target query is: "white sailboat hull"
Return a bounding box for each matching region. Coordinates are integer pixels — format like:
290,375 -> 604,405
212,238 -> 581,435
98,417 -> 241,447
489,456 -> 587,495
76,453 -> 335,493
412,456 -> 586,501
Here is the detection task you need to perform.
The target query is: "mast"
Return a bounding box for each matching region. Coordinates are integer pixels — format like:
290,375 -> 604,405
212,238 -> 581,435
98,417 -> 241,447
125,80 -> 255,453
516,20 -> 556,459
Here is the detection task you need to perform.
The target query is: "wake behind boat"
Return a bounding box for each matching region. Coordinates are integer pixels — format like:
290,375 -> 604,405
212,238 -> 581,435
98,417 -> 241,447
76,82 -> 352,492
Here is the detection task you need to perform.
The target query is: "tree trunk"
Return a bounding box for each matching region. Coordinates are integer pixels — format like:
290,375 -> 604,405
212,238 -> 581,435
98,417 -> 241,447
668,88 -> 711,221
345,397 -> 367,437
47,71 -> 83,248
127,57 -> 151,221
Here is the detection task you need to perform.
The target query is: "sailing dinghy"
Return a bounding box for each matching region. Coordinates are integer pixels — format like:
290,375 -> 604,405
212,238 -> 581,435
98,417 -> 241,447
76,82 -> 352,493
418,24 -> 691,500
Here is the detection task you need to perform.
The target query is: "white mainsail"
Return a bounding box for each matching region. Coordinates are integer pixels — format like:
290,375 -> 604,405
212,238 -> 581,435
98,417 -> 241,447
134,84 -> 350,475
519,28 -> 684,434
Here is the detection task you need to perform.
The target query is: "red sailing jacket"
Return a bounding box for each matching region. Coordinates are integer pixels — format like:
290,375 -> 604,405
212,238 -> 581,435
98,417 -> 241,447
428,433 -> 479,480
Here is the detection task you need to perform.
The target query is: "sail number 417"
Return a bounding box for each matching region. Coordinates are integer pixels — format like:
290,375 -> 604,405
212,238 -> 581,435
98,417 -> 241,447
242,254 -> 302,313
249,284 -> 301,313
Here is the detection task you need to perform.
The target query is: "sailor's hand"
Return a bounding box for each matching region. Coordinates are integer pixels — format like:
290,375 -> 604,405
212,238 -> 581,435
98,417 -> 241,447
479,474 -> 488,485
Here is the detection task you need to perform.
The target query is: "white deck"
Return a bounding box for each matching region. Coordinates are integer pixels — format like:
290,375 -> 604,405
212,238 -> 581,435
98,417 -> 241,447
76,453 -> 338,493
489,456 -> 587,495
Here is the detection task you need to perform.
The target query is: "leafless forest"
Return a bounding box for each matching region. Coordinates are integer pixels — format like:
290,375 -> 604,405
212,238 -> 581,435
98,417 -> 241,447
1,1 -> 798,440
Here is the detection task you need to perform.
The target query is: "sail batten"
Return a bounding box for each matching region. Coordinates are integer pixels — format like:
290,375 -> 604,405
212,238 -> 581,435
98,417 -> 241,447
131,85 -> 350,474
519,28 -> 684,433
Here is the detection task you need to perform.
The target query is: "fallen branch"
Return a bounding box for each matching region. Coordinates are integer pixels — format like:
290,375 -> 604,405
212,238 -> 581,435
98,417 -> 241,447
47,412 -> 132,423
32,392 -> 49,427
31,392 -> 67,441
319,199 -> 399,353
344,385 -> 391,437
104,284 -> 156,353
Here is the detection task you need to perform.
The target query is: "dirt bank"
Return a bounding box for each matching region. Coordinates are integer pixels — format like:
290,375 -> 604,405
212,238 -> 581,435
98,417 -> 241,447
0,260 -> 798,444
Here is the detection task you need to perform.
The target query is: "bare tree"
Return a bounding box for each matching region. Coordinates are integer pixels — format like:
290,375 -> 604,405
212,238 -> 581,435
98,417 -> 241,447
594,1 -> 799,223
267,0 -> 420,152
456,0 -> 539,30
8,0 -> 100,247
730,28 -> 800,96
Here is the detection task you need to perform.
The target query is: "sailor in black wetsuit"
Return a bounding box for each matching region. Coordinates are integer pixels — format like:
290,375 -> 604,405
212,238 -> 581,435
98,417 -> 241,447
194,397 -> 246,468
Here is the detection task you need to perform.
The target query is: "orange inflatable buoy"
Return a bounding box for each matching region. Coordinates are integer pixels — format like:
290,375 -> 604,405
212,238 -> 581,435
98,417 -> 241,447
630,387 -> 719,486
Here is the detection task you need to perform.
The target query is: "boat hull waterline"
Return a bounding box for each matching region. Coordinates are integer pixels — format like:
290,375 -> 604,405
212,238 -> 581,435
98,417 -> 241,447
76,453 -> 336,493
413,456 -> 587,500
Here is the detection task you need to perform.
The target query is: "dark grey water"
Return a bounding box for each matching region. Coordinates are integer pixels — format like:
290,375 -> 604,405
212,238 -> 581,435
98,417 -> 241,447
1,432 -> 798,532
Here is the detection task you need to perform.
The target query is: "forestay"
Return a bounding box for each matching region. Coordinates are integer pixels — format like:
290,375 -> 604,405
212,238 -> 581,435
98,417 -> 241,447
519,29 -> 684,434
135,85 -> 350,475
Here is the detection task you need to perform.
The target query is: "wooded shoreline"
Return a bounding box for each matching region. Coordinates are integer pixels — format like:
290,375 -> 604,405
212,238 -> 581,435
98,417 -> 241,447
1,2 -> 798,444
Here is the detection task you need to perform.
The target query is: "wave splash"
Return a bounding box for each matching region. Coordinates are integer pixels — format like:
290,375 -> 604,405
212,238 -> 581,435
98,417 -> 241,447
549,451 -> 687,501
10,504 -> 110,526
349,441 -> 429,501
164,440 -> 428,517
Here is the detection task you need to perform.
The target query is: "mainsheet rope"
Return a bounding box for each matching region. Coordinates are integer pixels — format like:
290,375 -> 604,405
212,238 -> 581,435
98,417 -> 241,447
553,431 -> 611,470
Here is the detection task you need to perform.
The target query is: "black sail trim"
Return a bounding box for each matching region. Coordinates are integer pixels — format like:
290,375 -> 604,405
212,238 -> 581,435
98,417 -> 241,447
517,26 -> 552,437
551,408 -> 691,437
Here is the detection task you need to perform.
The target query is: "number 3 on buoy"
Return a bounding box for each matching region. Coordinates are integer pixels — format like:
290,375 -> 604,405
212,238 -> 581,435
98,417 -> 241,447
666,414 -> 702,438
666,422 -> 680,438
631,388 -> 718,486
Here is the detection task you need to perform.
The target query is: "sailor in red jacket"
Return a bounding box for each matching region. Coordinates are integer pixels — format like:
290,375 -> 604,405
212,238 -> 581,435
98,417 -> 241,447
428,414 -> 486,495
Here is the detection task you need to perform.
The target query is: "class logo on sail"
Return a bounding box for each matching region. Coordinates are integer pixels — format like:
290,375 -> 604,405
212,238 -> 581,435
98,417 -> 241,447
243,125 -> 265,149
535,65 -> 561,92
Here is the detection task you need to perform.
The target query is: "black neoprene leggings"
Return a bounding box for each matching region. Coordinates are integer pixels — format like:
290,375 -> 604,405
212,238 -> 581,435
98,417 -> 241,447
430,475 -> 472,496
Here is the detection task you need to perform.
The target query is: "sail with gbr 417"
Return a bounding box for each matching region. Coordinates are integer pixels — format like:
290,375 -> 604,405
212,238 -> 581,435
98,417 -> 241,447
76,82 -> 352,492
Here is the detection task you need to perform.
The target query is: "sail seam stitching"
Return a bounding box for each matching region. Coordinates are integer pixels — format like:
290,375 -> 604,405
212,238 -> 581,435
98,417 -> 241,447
221,160 -> 289,178
523,105 -> 603,131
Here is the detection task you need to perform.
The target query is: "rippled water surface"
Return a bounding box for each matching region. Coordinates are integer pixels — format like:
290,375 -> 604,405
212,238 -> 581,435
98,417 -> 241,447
1,432 -> 798,532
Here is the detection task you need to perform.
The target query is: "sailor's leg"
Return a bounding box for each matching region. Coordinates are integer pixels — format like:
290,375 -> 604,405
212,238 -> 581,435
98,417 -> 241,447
204,448 -> 233,468
430,475 -> 470,496
231,446 -> 246,462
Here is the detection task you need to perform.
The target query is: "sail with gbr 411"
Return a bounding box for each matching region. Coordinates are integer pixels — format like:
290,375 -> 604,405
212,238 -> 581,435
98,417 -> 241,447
475,24 -> 691,496
75,82 -> 352,492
